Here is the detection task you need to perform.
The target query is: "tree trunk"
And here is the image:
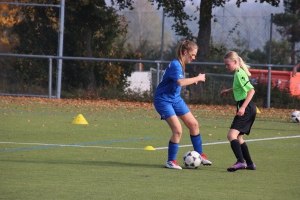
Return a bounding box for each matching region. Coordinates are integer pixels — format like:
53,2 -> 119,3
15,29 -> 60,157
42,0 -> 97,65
197,0 -> 212,62
187,0 -> 212,100
291,42 -> 295,65
85,28 -> 97,94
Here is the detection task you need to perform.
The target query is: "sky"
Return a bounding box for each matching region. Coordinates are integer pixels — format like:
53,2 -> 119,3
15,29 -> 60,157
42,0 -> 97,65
105,0 -> 285,16
211,0 -> 284,17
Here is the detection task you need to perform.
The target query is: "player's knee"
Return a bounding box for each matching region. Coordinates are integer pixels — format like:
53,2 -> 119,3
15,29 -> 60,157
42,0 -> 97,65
172,129 -> 182,137
226,134 -> 230,141
187,121 -> 198,131
227,133 -> 235,141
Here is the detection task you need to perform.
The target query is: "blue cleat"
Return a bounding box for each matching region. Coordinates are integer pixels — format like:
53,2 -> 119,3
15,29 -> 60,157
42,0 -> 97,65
227,162 -> 246,172
246,163 -> 256,170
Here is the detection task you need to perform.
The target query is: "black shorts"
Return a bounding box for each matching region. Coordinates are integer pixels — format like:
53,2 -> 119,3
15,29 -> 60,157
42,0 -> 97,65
230,100 -> 256,135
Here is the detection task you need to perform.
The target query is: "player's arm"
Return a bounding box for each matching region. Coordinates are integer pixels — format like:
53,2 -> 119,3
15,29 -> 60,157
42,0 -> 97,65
237,88 -> 255,116
292,62 -> 300,77
177,73 -> 205,86
221,88 -> 233,95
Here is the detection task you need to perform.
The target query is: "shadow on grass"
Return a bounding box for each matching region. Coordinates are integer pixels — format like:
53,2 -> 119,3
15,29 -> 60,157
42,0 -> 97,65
2,158 -> 229,173
1,158 -> 163,169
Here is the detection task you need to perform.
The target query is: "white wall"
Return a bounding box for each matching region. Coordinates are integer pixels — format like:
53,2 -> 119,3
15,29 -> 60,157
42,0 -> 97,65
126,71 -> 152,92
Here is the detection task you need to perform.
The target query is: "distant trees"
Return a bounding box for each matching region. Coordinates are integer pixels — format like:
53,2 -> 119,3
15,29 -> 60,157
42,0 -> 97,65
146,0 -> 281,99
62,0 -> 138,94
8,0 -> 139,96
2,0 -> 298,98
273,0 -> 300,64
147,0 -> 280,61
0,4 -> 21,52
9,2 -> 59,89
0,4 -> 22,90
248,40 -> 292,65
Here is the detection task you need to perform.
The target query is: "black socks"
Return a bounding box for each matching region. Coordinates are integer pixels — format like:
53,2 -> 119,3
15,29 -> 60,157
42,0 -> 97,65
230,139 -> 244,163
241,142 -> 253,165
230,140 -> 253,165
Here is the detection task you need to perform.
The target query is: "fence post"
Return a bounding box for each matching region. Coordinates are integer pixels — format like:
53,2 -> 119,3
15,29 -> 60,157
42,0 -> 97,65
156,62 -> 161,88
267,14 -> 273,108
48,58 -> 52,98
56,0 -> 65,99
160,9 -> 165,62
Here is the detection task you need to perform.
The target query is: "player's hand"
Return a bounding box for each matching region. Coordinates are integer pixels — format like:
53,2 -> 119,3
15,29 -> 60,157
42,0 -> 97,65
292,68 -> 297,77
237,107 -> 245,116
196,73 -> 205,84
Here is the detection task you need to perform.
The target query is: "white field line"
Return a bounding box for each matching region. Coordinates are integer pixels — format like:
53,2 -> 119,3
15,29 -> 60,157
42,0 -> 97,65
0,135 -> 300,151
0,142 -> 142,150
154,135 -> 300,150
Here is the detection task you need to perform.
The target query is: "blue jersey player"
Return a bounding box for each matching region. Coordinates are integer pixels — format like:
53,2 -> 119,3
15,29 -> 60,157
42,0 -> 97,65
154,40 -> 212,169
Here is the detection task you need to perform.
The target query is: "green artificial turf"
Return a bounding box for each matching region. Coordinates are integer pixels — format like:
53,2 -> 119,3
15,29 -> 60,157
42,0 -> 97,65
1,97 -> 299,200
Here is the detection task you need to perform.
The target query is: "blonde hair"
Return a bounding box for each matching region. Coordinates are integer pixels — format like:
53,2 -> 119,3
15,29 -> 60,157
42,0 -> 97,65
176,40 -> 198,71
224,51 -> 251,76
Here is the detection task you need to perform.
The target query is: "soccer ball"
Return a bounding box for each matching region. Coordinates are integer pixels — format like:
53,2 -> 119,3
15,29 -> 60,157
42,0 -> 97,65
291,110 -> 300,123
183,150 -> 202,169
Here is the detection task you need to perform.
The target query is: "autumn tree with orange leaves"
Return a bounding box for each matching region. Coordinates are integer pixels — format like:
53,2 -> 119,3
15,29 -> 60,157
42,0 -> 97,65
5,0 -> 139,96
0,4 -> 21,52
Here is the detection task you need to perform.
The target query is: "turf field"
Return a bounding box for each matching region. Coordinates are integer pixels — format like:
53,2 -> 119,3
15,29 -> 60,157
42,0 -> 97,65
0,97 -> 299,200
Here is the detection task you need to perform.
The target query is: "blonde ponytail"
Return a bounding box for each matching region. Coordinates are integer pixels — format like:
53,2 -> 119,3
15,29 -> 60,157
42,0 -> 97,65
238,56 -> 251,76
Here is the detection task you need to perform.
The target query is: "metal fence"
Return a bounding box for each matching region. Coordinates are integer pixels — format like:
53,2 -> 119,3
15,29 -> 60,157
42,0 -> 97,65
0,53 -> 296,105
0,1 -> 299,108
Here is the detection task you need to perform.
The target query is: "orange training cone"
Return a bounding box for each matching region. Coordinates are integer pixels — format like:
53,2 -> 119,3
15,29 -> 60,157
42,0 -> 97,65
72,114 -> 88,124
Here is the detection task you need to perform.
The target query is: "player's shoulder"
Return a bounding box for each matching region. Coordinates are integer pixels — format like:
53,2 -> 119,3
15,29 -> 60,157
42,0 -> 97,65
170,59 -> 181,66
236,68 -> 247,76
169,59 -> 182,70
234,69 -> 248,82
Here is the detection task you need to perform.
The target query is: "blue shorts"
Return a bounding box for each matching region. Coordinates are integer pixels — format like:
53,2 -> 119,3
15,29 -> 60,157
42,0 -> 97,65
154,98 -> 190,120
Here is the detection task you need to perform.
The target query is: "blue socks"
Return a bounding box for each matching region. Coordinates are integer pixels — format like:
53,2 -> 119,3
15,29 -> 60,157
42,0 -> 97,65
168,135 -> 203,161
190,134 -> 203,155
168,141 -> 179,161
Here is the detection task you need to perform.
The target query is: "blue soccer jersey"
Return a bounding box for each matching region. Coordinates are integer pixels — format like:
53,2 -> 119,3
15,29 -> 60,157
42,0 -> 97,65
154,59 -> 184,102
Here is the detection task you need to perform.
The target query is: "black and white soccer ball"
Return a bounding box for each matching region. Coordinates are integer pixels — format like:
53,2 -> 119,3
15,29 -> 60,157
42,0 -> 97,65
291,110 -> 300,123
183,150 -> 202,169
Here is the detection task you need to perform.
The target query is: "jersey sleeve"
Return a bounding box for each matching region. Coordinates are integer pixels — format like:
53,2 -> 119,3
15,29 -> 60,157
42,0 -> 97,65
238,71 -> 254,92
168,61 -> 184,81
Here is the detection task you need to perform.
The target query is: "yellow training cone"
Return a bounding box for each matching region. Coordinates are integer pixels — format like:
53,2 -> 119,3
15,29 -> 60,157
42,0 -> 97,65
256,106 -> 261,114
72,114 -> 88,124
144,146 -> 156,150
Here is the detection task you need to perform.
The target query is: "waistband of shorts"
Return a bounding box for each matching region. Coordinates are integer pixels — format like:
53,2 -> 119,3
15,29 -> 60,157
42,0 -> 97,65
236,99 -> 245,104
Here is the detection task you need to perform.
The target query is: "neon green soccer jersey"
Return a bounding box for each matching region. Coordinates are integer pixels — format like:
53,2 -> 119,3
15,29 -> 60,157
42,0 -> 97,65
233,68 -> 254,101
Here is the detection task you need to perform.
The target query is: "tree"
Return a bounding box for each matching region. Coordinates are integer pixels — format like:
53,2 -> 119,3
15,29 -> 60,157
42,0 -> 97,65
62,0 -> 133,93
148,0 -> 280,62
0,4 -> 21,52
10,0 -> 139,96
247,39 -> 292,65
273,0 -> 300,64
146,0 -> 280,99
120,1 -> 174,71
11,2 -> 59,90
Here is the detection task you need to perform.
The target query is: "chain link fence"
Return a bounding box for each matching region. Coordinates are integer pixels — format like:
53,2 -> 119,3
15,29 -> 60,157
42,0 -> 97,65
0,1 -> 299,107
